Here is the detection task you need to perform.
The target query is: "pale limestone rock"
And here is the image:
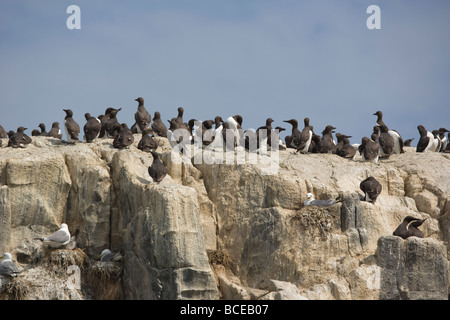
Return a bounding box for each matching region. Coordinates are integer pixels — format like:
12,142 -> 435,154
328,277 -> 351,300
218,274 -> 251,300
347,264 -> 381,300
268,279 -> 309,300
1,136 -> 449,300
377,236 -> 448,300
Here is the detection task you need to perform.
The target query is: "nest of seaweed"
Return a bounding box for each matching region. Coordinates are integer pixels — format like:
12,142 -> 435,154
207,247 -> 233,270
0,277 -> 31,300
291,206 -> 337,238
86,261 -> 122,282
41,247 -> 88,276
84,261 -> 123,300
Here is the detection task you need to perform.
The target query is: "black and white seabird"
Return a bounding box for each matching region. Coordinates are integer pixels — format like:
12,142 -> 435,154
222,121 -> 237,151
175,107 -> 189,130
256,118 -> 275,150
137,127 -> 158,152
36,223 -> 71,248
113,123 -> 134,149
0,252 -> 19,277
416,125 -> 434,152
201,119 -> 215,146
438,128 -> 449,151
33,123 -> 47,136
373,110 -> 386,127
308,133 -> 321,153
148,151 -> 167,183
304,193 -> 340,207
360,176 -> 382,203
431,130 -> 441,152
83,113 -> 102,143
132,97 -> 152,133
47,122 -> 63,139
0,125 -> 7,138
297,125 -> 314,153
207,116 -> 224,149
223,115 -> 244,150
371,126 -> 380,143
404,138 -> 414,147
99,249 -> 123,262
104,108 -> 122,138
98,108 -> 116,138
7,126 -> 32,148
151,111 -> 167,138
63,109 -> 80,142
283,119 -> 301,149
393,216 -> 419,239
373,111 -> 404,154
335,133 -> 356,159
317,125 -> 336,154
274,126 -> 286,150
358,137 -> 379,163
405,218 -> 427,238
167,118 -> 188,149
378,125 -> 395,158
393,216 -> 426,239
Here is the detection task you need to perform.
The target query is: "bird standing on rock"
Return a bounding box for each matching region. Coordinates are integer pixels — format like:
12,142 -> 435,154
317,125 -> 336,154
359,137 -> 379,163
133,97 -> 152,133
360,176 -> 382,203
7,126 -> 32,148
335,133 -> 356,159
47,122 -> 63,139
137,127 -> 158,152
113,123 -> 134,149
83,113 -> 102,143
63,109 -> 80,143
104,108 -> 122,138
151,111 -> 167,138
148,151 -> 167,183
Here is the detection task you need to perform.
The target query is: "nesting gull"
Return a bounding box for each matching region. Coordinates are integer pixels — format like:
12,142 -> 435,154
0,252 -> 19,277
100,249 -> 123,262
36,223 -> 71,248
304,193 -> 340,207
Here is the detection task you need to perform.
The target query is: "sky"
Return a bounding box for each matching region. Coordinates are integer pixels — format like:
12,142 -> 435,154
1,0 -> 449,145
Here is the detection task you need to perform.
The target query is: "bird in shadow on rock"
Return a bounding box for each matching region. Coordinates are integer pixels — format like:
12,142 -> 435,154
148,151 -> 167,183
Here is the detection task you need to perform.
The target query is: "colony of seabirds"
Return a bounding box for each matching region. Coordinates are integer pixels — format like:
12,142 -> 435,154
0,97 -> 447,278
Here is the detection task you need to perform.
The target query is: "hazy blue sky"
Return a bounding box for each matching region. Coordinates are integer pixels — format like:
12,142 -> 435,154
1,0 -> 449,145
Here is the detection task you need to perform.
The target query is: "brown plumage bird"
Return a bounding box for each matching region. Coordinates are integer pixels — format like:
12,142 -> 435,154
358,137 -> 379,163
113,123 -> 134,149
393,216 -> 427,239
148,151 -> 167,183
137,127 -> 158,152
360,176 -> 382,203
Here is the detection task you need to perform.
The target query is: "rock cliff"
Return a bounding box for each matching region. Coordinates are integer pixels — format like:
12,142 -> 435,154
0,135 -> 449,300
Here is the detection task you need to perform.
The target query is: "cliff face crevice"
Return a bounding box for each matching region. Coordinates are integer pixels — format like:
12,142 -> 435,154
0,136 -> 449,300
